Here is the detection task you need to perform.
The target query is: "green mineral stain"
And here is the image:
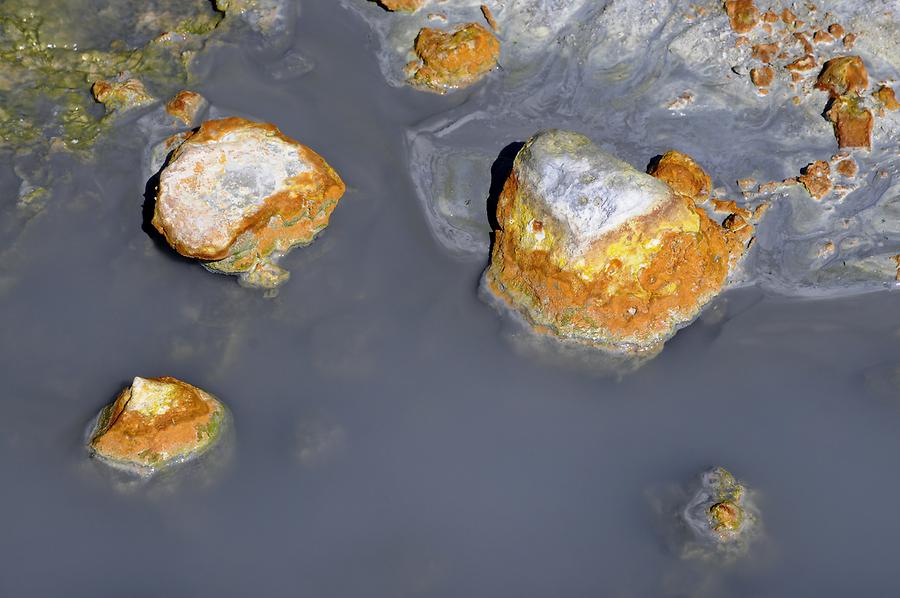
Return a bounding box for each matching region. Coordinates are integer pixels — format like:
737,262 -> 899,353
0,0 -> 232,154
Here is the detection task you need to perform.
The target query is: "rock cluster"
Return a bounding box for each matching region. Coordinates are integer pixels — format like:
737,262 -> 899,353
407,22 -> 500,93
88,376 -> 228,476
682,467 -> 759,560
485,130 -> 749,352
152,117 -> 346,288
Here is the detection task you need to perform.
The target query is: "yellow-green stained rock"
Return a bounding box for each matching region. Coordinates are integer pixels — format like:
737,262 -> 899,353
88,376 -> 228,476
485,130 -> 747,353
682,467 -> 760,560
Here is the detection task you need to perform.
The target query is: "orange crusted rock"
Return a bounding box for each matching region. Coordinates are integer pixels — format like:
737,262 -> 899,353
874,85 -> 900,111
486,130 -> 740,352
153,117 -> 346,288
751,43 -> 779,63
826,95 -> 874,149
793,32 -> 813,54
89,376 -> 227,475
408,23 -> 500,94
724,0 -> 759,34
780,8 -> 796,25
722,212 -> 754,246
813,30 -> 833,44
647,150 -> 713,204
91,77 -> 155,114
835,158 -> 858,177
761,10 -> 778,23
786,55 -> 817,72
828,23 -> 845,38
750,66 -> 774,88
797,160 -> 832,199
843,33 -> 857,48
376,0 -> 423,11
165,90 -> 207,126
816,56 -> 869,97
480,4 -> 499,32
711,199 -> 752,220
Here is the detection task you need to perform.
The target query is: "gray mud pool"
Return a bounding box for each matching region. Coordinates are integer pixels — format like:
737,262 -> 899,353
1,0 -> 899,596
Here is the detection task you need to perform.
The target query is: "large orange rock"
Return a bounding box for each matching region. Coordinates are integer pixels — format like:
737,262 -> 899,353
485,130 -> 743,352
816,56 -> 869,97
152,117 -> 346,288
407,23 -> 500,94
826,95 -> 874,149
88,376 -> 228,476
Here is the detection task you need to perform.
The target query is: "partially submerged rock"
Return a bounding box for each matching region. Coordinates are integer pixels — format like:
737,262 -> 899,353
647,150 -> 712,204
88,376 -> 228,476
874,85 -> 900,111
165,90 -> 208,126
826,95 -> 874,149
682,467 -> 760,560
724,0 -> 759,34
485,130 -> 745,353
375,0 -> 423,11
798,160 -> 832,199
816,56 -> 869,97
407,23 -> 500,94
92,76 -> 157,115
152,117 -> 346,288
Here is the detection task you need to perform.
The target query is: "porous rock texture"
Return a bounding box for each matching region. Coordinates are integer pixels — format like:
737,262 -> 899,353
88,376 -> 227,476
682,467 -> 760,561
485,130 -> 745,352
407,22 -> 500,93
152,117 -> 345,288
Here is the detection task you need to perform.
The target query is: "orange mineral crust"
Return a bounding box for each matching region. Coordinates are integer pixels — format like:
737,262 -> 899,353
89,376 -> 226,474
816,56 -> 869,97
724,0 -> 759,34
376,0 -> 423,12
152,117 -> 346,287
407,22 -> 500,93
485,130 -> 744,352
826,95 -> 874,149
797,160 -> 832,199
647,150 -> 712,204
165,90 -> 207,126
874,85 -> 900,111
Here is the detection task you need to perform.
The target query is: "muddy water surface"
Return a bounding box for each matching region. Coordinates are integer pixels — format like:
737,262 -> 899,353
1,1 -> 899,596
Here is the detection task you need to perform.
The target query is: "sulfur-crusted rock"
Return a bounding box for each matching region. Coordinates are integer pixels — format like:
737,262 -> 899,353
92,76 -> 157,115
647,150 -> 712,204
165,90 -> 208,126
874,85 -> 900,111
485,130 -> 743,353
724,0 -> 759,34
798,160 -> 832,199
152,117 -> 346,288
88,376 -> 228,476
816,56 -> 869,97
682,467 -> 759,560
826,95 -> 873,149
407,23 -> 500,94
375,0 -> 423,11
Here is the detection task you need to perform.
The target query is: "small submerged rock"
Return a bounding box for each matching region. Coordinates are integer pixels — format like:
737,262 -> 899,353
375,0 -> 423,12
407,22 -> 500,94
152,117 -> 346,288
485,130 -> 747,353
92,76 -> 157,115
88,376 -> 229,476
682,467 -> 760,560
164,90 -> 208,126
